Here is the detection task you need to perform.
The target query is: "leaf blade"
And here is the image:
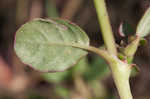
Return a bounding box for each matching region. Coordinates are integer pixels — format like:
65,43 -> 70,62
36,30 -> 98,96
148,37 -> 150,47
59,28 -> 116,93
14,18 -> 89,72
136,7 -> 150,37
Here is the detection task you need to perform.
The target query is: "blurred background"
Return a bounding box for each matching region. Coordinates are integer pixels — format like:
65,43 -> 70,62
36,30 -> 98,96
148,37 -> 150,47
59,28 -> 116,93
0,0 -> 150,99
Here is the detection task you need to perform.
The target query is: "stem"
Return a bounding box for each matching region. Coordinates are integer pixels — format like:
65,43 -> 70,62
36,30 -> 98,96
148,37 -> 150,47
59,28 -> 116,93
87,46 -> 133,99
93,0 -> 133,99
124,36 -> 140,57
85,45 -> 133,99
94,0 -> 117,55
110,59 -> 133,99
46,42 -> 133,99
73,45 -> 133,99
115,78 -> 133,99
70,44 -> 114,64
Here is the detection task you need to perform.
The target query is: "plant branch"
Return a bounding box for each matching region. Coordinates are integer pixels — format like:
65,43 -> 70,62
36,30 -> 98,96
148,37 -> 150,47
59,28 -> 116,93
124,36 -> 140,57
110,58 -> 133,99
93,0 -> 133,99
75,44 -> 133,99
94,0 -> 117,55
69,44 -> 115,64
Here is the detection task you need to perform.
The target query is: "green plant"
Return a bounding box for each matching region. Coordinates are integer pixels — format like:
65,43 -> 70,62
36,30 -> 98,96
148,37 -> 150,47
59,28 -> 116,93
14,0 -> 150,99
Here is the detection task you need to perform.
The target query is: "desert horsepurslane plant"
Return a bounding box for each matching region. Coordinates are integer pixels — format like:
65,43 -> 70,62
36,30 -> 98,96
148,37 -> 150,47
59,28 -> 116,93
14,0 -> 150,99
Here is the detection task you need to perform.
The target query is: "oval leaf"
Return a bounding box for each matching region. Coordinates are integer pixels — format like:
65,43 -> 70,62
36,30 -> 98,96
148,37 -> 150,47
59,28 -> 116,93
14,18 -> 89,72
136,7 -> 150,37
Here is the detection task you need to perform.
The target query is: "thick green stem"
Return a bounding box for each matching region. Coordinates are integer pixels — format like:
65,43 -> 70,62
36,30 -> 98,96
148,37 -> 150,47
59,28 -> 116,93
86,45 -> 133,99
70,44 -> 133,99
88,46 -> 133,99
124,37 -> 140,57
110,58 -> 133,99
93,0 -> 133,99
94,0 -> 117,55
114,77 -> 132,99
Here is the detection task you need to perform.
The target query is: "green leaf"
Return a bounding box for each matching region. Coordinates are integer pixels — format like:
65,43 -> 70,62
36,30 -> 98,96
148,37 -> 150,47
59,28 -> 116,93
139,38 -> 147,46
136,7 -> 150,37
14,18 -> 89,72
118,53 -> 126,60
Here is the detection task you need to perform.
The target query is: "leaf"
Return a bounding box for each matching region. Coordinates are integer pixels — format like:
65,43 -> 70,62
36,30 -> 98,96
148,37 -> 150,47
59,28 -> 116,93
136,7 -> 150,37
118,53 -> 126,60
14,18 -> 89,72
118,21 -> 134,37
139,38 -> 147,46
